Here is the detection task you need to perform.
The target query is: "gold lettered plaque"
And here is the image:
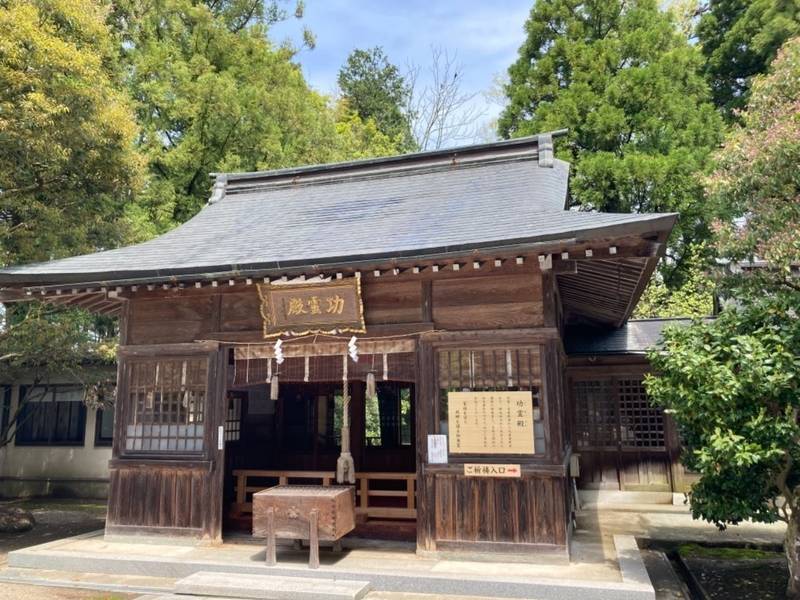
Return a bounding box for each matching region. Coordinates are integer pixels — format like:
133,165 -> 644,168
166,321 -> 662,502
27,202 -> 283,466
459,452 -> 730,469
257,278 -> 366,338
447,391 -> 534,454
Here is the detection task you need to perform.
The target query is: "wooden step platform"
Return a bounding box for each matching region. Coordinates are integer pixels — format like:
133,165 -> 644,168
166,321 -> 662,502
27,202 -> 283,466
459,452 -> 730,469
173,571 -> 371,600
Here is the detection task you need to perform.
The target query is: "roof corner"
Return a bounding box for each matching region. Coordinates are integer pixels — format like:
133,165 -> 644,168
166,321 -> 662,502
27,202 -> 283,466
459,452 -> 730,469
208,174 -> 228,204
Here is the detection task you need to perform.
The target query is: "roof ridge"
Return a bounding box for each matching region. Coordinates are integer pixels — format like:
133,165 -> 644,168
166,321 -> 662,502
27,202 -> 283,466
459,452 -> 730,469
211,130 -> 568,187
220,153 -> 553,197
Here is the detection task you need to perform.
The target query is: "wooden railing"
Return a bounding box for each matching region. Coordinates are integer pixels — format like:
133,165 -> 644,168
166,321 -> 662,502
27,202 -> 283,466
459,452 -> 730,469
231,469 -> 416,520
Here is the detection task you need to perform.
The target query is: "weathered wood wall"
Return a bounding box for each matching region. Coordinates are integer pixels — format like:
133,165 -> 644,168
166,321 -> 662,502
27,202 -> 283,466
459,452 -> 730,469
109,261 -> 575,550
107,343 -> 226,540
566,356 -> 694,494
124,266 -> 544,345
425,469 -> 569,552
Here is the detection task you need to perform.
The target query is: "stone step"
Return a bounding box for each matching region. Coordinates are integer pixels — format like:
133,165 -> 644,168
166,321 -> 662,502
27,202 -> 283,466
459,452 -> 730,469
173,571 -> 371,600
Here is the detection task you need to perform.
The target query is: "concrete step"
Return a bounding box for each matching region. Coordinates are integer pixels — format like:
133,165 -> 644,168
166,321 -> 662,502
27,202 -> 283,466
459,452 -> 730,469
174,571 -> 371,600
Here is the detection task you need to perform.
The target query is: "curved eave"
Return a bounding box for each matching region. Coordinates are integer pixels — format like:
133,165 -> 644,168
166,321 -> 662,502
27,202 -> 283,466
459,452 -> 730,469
0,214 -> 677,288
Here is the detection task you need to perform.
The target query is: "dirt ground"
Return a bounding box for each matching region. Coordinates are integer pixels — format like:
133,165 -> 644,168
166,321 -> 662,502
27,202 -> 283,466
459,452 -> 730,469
0,498 -> 135,600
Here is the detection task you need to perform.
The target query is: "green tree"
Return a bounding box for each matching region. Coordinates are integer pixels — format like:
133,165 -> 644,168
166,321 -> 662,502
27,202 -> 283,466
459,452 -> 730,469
330,101 -> 405,161
499,0 -> 724,286
707,35 -> 800,293
0,0 -> 141,478
646,293 -> 800,597
338,47 -> 416,152
0,0 -> 144,265
645,37 -> 800,598
697,0 -> 800,121
633,244 -> 715,318
112,0 -> 370,231
0,304 -> 117,450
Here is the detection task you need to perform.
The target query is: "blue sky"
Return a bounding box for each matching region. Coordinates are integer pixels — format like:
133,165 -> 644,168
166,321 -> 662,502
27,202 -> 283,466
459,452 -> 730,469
270,0 -> 533,145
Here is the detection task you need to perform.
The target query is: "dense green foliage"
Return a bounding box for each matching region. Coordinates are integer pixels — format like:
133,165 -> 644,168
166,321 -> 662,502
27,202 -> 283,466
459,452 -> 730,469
646,35 -> 800,597
708,35 -> 800,291
698,0 -> 800,120
646,292 -> 800,593
112,1 -> 401,233
633,244 -> 715,319
338,47 -> 416,152
0,0 -> 144,265
499,0 -> 724,285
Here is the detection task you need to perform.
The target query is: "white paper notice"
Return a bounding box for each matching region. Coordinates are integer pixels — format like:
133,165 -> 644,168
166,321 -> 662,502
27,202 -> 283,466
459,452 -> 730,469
427,434 -> 448,464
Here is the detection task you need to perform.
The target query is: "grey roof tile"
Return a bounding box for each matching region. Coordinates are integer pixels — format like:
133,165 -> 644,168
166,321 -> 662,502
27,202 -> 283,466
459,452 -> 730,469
0,136 -> 676,285
564,318 -> 707,355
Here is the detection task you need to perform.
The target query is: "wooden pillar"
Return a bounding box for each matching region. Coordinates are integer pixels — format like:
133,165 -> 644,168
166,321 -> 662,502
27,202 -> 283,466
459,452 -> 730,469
415,340 -> 436,552
206,344 -> 227,542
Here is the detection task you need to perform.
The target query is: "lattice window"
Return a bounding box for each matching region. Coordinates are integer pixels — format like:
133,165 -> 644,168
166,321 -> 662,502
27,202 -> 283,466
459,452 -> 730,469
619,378 -> 665,449
573,380 -> 617,449
123,358 -> 207,453
572,376 -> 665,450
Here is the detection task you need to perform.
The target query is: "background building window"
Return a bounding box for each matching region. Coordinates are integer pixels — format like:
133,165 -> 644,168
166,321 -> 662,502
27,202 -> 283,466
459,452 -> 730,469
16,386 -> 86,446
94,407 -> 114,447
224,392 -> 243,442
0,386 -> 11,436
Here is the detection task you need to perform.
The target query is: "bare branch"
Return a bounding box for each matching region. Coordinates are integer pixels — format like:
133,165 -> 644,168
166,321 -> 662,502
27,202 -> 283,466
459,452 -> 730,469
406,46 -> 486,151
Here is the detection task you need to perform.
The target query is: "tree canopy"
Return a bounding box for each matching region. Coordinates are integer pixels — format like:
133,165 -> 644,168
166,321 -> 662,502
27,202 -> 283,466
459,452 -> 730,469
646,35 -> 800,598
111,0 -> 397,233
499,0 -> 724,286
0,0 -> 144,265
646,291 -> 800,595
707,35 -> 800,291
338,47 -> 416,152
697,0 -> 800,120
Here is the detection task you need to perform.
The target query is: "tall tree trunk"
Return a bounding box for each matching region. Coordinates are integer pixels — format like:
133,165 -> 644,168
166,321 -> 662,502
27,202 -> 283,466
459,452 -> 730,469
787,514 -> 800,599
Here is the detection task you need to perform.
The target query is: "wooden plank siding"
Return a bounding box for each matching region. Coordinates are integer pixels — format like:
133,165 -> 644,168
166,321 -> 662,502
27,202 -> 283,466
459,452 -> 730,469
126,270 -> 544,345
566,356 -> 694,493
429,471 -> 569,550
111,264 -> 577,553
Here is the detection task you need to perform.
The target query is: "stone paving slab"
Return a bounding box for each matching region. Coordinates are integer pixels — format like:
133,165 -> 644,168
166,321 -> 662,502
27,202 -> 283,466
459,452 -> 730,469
175,571 -> 371,600
5,534 -> 655,600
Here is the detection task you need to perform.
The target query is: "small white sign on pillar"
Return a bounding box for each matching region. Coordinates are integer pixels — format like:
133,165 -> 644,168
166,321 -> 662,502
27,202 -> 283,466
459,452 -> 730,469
427,434 -> 448,464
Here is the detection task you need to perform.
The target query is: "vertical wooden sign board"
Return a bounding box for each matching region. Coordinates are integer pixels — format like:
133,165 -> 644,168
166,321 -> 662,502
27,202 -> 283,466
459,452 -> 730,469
447,391 -> 535,454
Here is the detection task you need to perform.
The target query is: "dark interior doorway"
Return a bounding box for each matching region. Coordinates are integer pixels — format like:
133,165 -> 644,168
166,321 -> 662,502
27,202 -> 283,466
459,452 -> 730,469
222,377 -> 416,539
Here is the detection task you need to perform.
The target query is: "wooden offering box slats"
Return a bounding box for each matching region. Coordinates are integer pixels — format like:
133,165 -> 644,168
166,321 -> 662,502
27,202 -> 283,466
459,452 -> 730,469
253,485 -> 355,542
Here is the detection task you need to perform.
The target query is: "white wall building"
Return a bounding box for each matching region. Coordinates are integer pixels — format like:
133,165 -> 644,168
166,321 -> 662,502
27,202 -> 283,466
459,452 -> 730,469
0,376 -> 114,498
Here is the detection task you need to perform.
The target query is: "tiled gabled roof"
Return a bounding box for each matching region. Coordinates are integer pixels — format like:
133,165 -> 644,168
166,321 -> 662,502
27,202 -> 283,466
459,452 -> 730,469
0,133 -> 675,287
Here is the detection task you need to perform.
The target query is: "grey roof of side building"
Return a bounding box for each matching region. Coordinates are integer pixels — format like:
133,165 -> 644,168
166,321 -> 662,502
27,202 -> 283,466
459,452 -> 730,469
564,318 -> 709,355
0,134 -> 677,286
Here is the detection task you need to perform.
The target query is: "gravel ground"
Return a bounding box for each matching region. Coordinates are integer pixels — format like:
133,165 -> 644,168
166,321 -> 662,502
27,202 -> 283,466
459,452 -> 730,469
0,498 -> 135,599
1,582 -> 133,600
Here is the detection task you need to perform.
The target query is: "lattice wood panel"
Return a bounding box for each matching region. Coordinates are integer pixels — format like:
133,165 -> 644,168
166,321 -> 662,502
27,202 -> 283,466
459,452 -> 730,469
123,357 -> 208,453
573,380 -> 617,449
619,378 -> 665,449
572,376 -> 665,450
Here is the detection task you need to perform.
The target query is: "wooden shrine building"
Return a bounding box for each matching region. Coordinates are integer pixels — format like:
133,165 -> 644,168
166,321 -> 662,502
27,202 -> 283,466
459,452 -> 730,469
0,132 -> 678,559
